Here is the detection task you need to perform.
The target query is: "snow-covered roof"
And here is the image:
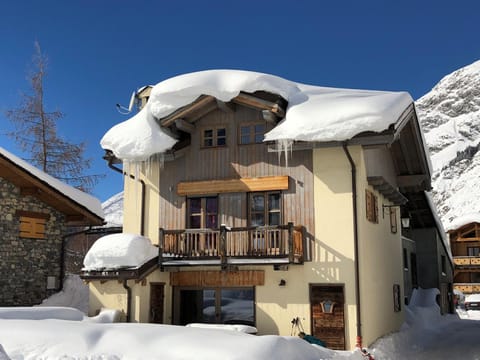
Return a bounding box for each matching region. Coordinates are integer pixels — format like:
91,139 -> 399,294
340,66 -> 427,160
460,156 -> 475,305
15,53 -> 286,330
82,233 -> 157,270
101,69 -> 413,161
0,146 -> 104,221
101,191 -> 123,227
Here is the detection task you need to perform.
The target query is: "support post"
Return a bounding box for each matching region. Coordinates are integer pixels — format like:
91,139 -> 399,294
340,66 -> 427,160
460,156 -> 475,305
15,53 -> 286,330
288,222 -> 294,263
159,228 -> 164,271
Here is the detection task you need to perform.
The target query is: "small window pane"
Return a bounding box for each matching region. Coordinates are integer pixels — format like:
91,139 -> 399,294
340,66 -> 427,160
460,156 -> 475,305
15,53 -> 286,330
251,213 -> 265,226
217,137 -> 226,146
220,288 -> 254,325
241,126 -> 250,135
204,129 -> 213,137
217,128 -> 226,137
206,198 -> 217,213
190,216 -> 201,228
254,134 -> 264,143
254,124 -> 264,133
206,215 -> 217,228
268,193 -> 280,211
251,195 -> 264,212
204,138 -> 213,147
269,212 -> 280,226
240,135 -> 250,144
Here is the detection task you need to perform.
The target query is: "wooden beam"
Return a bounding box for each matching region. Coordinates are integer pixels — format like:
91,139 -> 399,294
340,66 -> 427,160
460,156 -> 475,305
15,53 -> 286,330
174,119 -> 195,134
160,95 -> 216,127
233,92 -> 285,118
170,270 -> 265,287
20,187 -> 40,196
177,176 -> 289,196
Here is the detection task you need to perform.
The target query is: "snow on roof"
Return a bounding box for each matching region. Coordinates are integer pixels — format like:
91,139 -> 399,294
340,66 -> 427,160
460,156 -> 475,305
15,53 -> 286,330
101,69 -> 413,161
0,146 -> 104,220
101,191 -> 123,227
82,233 -> 157,270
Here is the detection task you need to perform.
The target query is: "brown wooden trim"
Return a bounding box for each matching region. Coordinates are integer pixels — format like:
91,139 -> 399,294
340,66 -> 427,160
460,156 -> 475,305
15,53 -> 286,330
170,270 -> 264,287
177,175 -> 289,196
15,210 -> 50,220
160,95 -> 216,127
233,92 -> 285,118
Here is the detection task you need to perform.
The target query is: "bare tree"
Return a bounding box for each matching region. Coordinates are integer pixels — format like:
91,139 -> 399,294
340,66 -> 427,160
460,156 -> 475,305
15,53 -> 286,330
5,42 -> 103,193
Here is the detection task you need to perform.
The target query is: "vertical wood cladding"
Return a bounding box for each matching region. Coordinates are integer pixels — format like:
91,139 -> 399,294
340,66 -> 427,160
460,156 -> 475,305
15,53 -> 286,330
158,106 -> 314,240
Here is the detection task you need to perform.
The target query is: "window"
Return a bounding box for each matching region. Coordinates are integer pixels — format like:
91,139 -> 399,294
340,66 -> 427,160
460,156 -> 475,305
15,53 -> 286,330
175,287 -> 255,326
17,211 -> 49,239
390,207 -> 398,233
202,128 -> 226,148
365,190 -> 378,223
249,192 -> 281,226
239,124 -> 265,144
467,247 -> 480,256
403,248 -> 409,270
188,197 -> 218,229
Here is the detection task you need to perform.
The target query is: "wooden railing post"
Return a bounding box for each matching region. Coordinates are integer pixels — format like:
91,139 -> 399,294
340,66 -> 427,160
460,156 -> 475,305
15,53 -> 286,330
288,222 -> 294,263
159,228 -> 164,271
220,225 -> 227,270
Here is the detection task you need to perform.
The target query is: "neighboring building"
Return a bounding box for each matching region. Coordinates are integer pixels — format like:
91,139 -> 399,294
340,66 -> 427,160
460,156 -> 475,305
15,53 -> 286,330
0,147 -> 104,306
83,70 -> 447,349
449,222 -> 480,294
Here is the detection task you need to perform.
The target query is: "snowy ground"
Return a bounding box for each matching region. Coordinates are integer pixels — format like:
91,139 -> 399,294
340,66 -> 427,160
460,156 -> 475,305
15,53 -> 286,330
1,278 -> 479,359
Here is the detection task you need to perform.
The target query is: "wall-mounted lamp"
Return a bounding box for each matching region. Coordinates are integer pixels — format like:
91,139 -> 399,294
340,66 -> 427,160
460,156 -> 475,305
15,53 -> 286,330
401,217 -> 410,228
279,279 -> 286,287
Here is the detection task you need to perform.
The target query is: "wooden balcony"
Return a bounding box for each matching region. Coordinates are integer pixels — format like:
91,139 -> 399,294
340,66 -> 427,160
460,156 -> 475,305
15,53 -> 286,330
454,283 -> 480,294
159,223 -> 305,267
453,256 -> 480,267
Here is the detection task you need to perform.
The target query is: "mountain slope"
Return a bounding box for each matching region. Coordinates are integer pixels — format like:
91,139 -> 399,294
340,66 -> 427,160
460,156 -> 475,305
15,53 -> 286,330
416,60 -> 480,231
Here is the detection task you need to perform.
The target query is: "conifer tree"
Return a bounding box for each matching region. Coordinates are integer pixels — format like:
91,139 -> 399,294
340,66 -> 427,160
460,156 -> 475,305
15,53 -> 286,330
5,42 -> 103,193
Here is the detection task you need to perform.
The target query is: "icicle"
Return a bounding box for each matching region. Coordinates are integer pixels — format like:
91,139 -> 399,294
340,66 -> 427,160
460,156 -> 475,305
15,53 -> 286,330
275,139 -> 293,167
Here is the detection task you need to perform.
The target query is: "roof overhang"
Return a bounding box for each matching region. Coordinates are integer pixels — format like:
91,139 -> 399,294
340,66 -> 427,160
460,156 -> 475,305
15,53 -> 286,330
80,257 -> 158,281
0,153 -> 104,226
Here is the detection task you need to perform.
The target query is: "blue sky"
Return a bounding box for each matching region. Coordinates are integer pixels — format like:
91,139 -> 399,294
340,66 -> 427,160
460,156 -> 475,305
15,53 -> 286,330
1,1 -> 479,202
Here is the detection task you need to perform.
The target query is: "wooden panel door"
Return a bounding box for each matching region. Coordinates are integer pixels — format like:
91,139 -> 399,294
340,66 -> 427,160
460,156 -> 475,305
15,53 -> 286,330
310,284 -> 345,350
149,283 -> 165,323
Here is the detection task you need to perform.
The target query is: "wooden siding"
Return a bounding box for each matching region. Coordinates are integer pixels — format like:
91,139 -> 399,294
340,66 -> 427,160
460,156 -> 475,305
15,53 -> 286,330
170,270 -> 265,287
158,106 -> 314,245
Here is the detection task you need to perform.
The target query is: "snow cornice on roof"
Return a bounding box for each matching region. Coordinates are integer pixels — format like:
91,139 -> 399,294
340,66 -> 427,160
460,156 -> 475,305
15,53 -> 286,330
0,147 -> 104,225
100,69 -> 415,162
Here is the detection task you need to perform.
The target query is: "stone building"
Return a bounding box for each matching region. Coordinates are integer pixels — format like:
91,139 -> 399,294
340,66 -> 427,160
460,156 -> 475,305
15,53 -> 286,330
0,147 -> 103,306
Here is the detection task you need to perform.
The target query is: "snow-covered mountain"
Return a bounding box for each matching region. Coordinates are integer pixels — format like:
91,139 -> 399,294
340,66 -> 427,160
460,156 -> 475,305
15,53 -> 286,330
416,60 -> 480,231
101,191 -> 123,227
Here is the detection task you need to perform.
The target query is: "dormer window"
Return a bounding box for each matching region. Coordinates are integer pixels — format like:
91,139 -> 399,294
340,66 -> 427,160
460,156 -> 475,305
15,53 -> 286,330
203,128 -> 226,148
239,124 -> 265,145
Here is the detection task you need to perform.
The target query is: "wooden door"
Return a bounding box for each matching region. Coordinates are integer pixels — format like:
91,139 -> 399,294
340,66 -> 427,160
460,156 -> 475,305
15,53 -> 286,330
149,283 -> 165,323
310,284 -> 345,350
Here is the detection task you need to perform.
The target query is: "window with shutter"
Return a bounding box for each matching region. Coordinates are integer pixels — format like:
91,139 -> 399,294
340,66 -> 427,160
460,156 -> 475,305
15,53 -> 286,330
365,190 -> 378,223
19,216 -> 46,239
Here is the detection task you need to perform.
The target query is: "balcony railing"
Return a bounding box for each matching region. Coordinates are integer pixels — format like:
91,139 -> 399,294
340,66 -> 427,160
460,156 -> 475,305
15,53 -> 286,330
159,223 -> 305,267
453,256 -> 480,267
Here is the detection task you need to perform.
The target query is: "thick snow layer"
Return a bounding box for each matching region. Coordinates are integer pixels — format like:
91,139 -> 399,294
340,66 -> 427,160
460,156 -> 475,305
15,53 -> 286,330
0,146 -> 104,220
83,233 -> 157,270
0,307 -> 84,321
186,323 -> 258,334
101,191 -> 123,227
1,288 -> 480,359
101,69 -> 413,161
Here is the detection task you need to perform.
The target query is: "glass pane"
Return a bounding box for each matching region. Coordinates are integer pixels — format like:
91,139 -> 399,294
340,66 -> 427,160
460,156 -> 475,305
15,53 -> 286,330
254,133 -> 264,143
251,213 -> 265,226
217,137 -> 226,146
250,195 -> 264,212
204,129 -> 213,138
204,138 -> 213,147
206,214 -> 217,228
190,215 -> 201,228
220,288 -> 254,326
268,193 -> 280,211
217,128 -> 226,137
269,212 -> 280,226
206,198 -> 218,213
202,289 -> 216,323
241,126 -> 250,135
189,198 -> 201,214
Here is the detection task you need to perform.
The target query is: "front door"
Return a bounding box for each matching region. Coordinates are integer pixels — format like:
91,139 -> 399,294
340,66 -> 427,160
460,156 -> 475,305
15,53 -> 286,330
149,283 -> 164,323
310,284 -> 345,350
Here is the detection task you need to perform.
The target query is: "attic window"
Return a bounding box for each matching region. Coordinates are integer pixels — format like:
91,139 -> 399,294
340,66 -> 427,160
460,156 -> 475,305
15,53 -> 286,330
365,190 -> 378,224
16,211 -> 49,239
202,128 -> 226,148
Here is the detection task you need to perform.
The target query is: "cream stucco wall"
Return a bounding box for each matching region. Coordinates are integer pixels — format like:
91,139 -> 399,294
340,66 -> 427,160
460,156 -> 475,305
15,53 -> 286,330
90,145 -> 404,349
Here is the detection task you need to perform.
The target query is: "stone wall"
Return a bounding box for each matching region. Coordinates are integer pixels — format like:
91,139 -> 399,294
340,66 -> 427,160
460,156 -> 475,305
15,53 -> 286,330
0,177 -> 66,306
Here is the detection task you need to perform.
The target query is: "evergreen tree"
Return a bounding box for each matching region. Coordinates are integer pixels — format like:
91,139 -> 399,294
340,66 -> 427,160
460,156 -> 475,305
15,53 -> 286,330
5,42 -> 103,193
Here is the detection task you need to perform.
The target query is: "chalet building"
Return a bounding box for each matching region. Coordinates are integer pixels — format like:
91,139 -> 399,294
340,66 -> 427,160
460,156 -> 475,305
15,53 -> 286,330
0,147 -> 104,306
449,222 -> 480,294
83,70 -> 450,349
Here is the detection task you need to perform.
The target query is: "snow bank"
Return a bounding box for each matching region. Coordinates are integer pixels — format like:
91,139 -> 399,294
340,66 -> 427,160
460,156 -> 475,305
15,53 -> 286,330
101,69 -> 413,161
37,275 -> 89,314
83,233 -> 158,270
186,323 -> 257,334
0,306 -> 84,321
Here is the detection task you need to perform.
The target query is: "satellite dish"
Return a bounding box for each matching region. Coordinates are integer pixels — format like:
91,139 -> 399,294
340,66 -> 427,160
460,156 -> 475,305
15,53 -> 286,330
127,91 -> 136,112
116,90 -> 137,115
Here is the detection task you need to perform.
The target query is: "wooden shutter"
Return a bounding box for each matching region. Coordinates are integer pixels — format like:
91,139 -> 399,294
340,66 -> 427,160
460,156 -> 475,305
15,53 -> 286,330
19,216 -> 46,239
365,190 -> 378,224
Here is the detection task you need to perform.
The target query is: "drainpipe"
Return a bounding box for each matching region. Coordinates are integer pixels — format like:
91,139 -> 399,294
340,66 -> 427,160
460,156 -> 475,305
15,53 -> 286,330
122,279 -> 132,322
106,157 -> 146,236
342,143 -> 363,349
